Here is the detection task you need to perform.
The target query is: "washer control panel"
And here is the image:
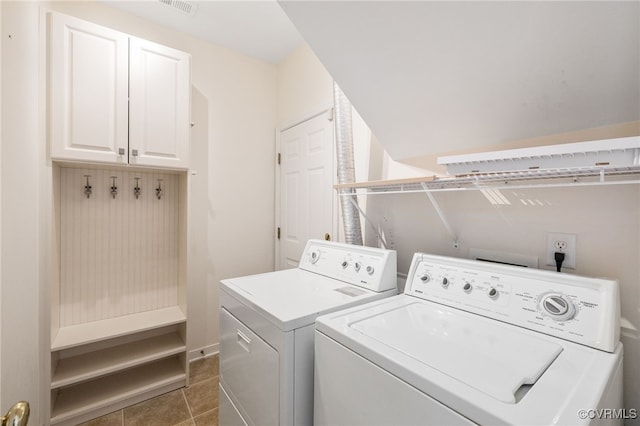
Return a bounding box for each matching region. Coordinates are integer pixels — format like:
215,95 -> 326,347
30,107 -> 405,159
299,240 -> 397,293
405,253 -> 620,352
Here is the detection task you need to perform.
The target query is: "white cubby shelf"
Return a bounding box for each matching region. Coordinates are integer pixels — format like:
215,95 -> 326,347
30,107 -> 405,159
50,357 -> 186,425
52,306 -> 186,351
50,165 -> 190,425
50,307 -> 188,425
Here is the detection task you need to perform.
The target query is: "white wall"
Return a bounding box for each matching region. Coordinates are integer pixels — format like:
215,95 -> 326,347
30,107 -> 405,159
276,45 -> 378,244
1,1 -> 278,421
278,39 -> 640,422
0,0 -> 3,408
1,1 -> 43,420
277,44 -> 333,126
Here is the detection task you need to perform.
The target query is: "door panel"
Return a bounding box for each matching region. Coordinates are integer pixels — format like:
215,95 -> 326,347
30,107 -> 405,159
279,114 -> 334,269
284,173 -> 300,243
49,12 -> 128,163
129,37 -> 190,169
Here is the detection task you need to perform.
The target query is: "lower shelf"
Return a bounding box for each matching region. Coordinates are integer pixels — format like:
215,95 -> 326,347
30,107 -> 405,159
52,331 -> 186,388
50,356 -> 186,425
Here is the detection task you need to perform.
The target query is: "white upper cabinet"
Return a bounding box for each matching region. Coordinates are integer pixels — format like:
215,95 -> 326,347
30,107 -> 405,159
49,12 -> 191,170
49,12 -> 129,165
129,38 -> 190,169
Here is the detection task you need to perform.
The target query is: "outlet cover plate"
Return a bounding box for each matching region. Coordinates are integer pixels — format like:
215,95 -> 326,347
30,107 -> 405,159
546,232 -> 576,269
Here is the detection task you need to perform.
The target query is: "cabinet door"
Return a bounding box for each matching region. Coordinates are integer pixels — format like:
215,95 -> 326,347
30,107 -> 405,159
129,38 -> 191,170
49,12 -> 129,164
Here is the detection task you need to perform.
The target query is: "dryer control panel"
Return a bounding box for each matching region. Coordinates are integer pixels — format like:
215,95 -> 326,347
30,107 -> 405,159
405,253 -> 620,352
299,240 -> 397,293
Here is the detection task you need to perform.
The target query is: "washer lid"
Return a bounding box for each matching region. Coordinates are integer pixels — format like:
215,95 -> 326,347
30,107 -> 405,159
221,269 -> 392,331
350,301 -> 563,403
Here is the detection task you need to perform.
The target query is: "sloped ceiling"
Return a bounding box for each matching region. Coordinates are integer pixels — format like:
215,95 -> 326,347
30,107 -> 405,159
103,0 -> 303,64
279,1 -> 640,160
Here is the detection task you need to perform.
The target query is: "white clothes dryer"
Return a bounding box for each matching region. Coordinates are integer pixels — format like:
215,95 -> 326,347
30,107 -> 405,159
314,253 -> 624,425
219,240 -> 397,426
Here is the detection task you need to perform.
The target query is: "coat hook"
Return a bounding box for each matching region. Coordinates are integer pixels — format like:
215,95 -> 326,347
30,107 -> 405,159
110,176 -> 118,199
134,178 -> 141,199
156,179 -> 163,200
84,175 -> 92,199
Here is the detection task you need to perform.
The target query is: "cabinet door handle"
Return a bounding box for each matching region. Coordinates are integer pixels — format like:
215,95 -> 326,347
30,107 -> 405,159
131,149 -> 139,157
236,330 -> 251,352
118,148 -> 125,155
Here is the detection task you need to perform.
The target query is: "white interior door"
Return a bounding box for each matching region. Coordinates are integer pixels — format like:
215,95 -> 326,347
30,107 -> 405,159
277,112 -> 335,269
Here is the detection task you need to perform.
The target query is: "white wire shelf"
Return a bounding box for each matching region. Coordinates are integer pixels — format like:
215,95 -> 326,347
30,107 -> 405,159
334,165 -> 640,195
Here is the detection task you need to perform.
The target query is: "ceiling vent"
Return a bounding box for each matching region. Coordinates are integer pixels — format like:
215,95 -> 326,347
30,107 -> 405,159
158,0 -> 198,16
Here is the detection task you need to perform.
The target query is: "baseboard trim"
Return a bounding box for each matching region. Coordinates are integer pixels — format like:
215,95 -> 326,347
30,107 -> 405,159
189,343 -> 219,362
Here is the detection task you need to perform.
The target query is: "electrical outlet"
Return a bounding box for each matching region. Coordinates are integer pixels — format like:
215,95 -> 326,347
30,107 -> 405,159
554,240 -> 567,251
546,232 -> 576,270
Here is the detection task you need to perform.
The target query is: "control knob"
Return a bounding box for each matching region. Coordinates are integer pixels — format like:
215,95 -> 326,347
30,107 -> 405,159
463,282 -> 473,293
488,287 -> 499,299
366,265 -> 375,275
540,293 -> 576,322
441,277 -> 449,288
309,249 -> 321,264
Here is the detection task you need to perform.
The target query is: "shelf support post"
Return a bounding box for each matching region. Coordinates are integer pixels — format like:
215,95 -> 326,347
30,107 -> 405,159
346,195 -> 388,249
420,183 -> 459,248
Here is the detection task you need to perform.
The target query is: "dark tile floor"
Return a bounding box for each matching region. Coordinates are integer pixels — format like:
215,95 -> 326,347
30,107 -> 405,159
80,355 -> 219,426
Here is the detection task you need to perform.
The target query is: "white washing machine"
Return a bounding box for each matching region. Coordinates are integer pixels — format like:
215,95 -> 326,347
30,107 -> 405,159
219,239 -> 397,426
315,252 -> 624,425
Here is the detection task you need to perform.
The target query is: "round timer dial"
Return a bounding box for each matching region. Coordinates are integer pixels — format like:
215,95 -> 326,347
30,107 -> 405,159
540,293 -> 576,322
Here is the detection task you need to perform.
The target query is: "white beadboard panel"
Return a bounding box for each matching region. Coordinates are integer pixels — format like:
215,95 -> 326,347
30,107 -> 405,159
59,168 -> 179,326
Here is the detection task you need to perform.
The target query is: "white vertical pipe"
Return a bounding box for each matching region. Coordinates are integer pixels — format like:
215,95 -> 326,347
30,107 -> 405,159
334,81 -> 363,245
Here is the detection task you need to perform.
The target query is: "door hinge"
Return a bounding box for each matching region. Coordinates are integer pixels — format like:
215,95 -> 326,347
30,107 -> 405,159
277,152 -> 281,165
277,227 -> 281,239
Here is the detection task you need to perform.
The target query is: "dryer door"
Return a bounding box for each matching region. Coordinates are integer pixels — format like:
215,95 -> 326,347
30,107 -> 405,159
220,308 -> 279,425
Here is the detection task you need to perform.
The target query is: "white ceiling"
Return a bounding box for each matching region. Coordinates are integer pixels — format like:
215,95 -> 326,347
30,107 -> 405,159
281,1 -> 640,160
101,1 -> 639,161
102,0 -> 303,64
